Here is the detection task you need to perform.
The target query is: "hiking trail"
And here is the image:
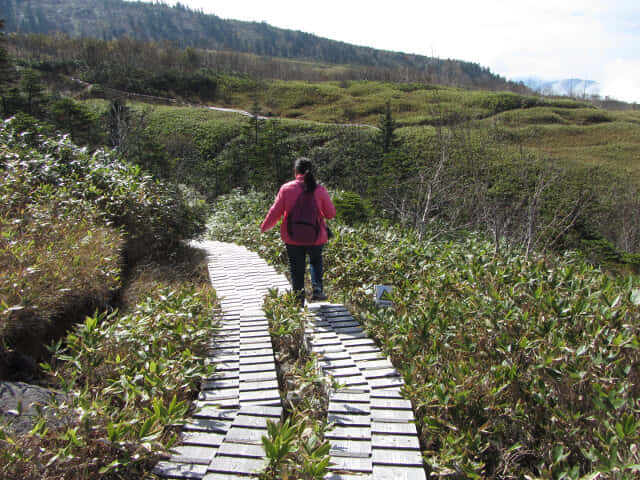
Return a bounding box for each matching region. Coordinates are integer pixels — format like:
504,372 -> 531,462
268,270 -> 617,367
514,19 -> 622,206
154,240 -> 426,480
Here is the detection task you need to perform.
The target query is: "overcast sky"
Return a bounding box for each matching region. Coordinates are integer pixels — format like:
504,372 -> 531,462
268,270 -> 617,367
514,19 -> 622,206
134,0 -> 639,103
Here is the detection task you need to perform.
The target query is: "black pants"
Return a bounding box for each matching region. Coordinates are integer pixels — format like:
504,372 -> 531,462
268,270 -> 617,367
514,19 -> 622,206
285,244 -> 324,299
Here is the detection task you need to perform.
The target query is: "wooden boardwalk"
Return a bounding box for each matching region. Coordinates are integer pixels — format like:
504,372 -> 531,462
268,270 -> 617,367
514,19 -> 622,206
154,241 -> 426,480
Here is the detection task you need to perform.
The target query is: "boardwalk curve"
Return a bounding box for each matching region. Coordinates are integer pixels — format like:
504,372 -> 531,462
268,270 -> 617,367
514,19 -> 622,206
154,240 -> 426,480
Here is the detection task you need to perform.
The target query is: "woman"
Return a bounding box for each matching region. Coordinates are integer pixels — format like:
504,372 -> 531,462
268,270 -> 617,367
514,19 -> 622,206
260,157 -> 336,306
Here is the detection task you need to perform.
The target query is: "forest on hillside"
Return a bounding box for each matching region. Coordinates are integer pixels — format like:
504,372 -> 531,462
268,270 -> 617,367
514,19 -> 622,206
0,0 -> 521,90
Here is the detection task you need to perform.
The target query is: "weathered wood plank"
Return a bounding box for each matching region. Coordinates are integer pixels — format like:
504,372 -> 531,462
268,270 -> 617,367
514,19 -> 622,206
206,455 -> 267,475
153,461 -> 208,479
372,448 -> 424,467
169,445 -> 218,465
372,465 -> 427,480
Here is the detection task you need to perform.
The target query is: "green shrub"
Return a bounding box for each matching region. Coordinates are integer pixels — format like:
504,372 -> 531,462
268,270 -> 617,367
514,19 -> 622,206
332,190 -> 371,225
0,284 -> 217,479
206,192 -> 640,479
0,117 -> 207,378
0,117 -> 206,261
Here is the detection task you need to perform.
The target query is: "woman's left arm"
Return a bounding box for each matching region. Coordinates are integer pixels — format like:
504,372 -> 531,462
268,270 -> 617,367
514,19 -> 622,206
261,188 -> 286,232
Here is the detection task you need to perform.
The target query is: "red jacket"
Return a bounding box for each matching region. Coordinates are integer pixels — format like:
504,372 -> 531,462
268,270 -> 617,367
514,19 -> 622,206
261,174 -> 336,245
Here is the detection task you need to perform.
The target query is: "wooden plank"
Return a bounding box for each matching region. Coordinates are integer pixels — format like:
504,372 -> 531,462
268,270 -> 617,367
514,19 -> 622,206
239,379 -> 279,392
310,337 -> 343,347
235,405 -> 282,417
371,421 -> 418,436
239,363 -> 276,374
202,474 -> 253,480
332,326 -> 364,334
327,455 -> 373,473
153,461 -> 208,479
207,370 -> 239,380
207,455 -> 267,475
239,371 -> 278,383
310,331 -> 341,340
325,474 -> 372,480
329,438 -> 371,458
202,378 -> 239,390
197,395 -> 240,407
230,415 -> 270,429
182,431 -> 225,447
169,445 -> 217,465
331,375 -> 368,387
368,377 -> 404,390
217,442 -> 266,458
372,434 -> 420,450
325,426 -> 371,440
238,389 -> 281,404
362,368 -> 401,380
346,345 -> 381,354
224,427 -> 268,445
193,405 -> 238,421
240,341 -> 272,350
183,418 -> 232,434
328,413 -> 371,427
330,392 -> 370,403
370,408 -> 415,423
371,398 -> 412,410
318,358 -> 356,369
372,465 -> 427,480
372,448 -> 423,467
342,338 -> 377,347
316,350 -> 351,361
329,402 -> 370,415
358,359 -> 394,370
370,388 -> 404,398
239,354 -> 275,365
239,347 -> 274,357
337,331 -> 368,340
323,366 -> 362,377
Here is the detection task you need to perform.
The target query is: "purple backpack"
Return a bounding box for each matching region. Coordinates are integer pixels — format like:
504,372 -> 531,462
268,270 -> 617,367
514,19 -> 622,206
287,187 -> 321,244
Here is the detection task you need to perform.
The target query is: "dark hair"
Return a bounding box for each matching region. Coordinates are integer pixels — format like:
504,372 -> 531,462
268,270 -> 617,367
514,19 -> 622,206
294,157 -> 317,192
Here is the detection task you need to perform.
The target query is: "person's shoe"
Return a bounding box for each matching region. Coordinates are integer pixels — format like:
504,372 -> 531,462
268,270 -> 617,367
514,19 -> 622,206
311,292 -> 328,301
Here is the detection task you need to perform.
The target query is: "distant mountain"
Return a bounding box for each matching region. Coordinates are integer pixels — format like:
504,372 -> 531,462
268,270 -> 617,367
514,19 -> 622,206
514,76 -> 600,98
0,0 -> 521,91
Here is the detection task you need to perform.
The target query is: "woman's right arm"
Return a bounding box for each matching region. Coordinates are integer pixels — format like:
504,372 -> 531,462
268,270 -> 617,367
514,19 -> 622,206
260,188 -> 286,232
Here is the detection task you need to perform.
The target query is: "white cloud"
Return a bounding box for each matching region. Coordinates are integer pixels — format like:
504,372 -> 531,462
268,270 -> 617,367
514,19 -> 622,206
601,59 -> 640,103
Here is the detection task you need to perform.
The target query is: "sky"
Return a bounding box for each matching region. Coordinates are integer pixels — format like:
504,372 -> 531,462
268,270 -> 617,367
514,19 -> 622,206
134,0 -> 639,103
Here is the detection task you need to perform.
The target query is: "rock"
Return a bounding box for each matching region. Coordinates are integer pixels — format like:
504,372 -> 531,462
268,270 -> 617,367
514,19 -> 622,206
0,381 -> 68,435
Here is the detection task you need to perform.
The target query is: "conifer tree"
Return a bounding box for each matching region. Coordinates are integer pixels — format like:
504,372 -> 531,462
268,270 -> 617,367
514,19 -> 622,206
0,19 -> 16,115
377,101 -> 397,154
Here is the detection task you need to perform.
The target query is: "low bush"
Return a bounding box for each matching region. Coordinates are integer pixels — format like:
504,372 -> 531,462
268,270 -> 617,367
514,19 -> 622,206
0,117 -> 207,377
0,117 -> 206,262
207,192 -> 640,479
0,280 -> 217,479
